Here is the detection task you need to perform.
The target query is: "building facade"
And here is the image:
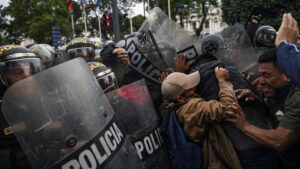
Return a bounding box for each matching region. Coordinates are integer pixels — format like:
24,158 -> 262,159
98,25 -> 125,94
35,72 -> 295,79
176,0 -> 227,36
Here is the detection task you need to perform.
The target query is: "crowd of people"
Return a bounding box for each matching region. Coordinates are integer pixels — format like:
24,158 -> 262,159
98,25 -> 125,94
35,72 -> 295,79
0,12 -> 299,169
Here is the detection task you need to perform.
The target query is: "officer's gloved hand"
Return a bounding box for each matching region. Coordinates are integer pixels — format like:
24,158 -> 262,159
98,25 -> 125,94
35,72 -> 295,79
113,48 -> 131,66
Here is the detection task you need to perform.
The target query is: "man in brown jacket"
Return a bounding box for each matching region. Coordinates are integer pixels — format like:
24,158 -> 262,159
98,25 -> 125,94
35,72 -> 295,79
161,67 -> 242,169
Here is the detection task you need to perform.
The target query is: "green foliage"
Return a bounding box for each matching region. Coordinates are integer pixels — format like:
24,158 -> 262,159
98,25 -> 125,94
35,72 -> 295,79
3,0 -> 72,44
29,0 -> 71,43
222,0 -> 300,29
132,15 -> 146,31
0,5 -> 10,45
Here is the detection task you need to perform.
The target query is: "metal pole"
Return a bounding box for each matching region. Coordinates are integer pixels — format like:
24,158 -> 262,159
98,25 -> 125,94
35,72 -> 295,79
130,17 -> 133,34
97,15 -> 102,41
147,0 -> 150,12
143,0 -> 146,17
71,12 -> 75,38
84,11 -> 88,36
168,0 -> 171,18
111,0 -> 121,42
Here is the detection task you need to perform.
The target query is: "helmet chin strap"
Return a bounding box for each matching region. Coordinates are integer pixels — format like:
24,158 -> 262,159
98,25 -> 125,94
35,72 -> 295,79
103,83 -> 117,93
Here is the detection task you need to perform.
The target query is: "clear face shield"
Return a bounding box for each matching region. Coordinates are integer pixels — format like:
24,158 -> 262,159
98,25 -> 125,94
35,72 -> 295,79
95,69 -> 118,93
0,57 -> 43,86
256,32 -> 276,47
67,47 -> 94,61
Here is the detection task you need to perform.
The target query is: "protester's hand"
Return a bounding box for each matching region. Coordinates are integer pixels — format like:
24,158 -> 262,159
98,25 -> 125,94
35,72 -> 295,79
160,68 -> 174,81
235,89 -> 257,102
251,76 -> 261,87
251,76 -> 263,92
225,102 -> 249,130
160,72 -> 169,81
113,48 -> 131,66
175,53 -> 188,73
275,13 -> 299,47
215,67 -> 229,81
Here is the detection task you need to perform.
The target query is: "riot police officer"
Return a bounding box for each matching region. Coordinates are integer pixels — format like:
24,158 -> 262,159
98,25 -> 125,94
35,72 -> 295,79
65,37 -> 96,62
0,45 -> 43,169
254,25 -> 277,48
66,37 -> 130,67
88,62 -> 119,93
29,44 -> 58,69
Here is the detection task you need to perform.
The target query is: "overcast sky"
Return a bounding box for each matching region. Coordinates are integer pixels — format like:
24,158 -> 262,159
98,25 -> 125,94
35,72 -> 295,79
0,0 -> 9,7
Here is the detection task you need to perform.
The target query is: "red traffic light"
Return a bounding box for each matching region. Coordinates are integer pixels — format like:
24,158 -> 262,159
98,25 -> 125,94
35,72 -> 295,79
103,14 -> 111,27
105,21 -> 110,27
104,15 -> 110,20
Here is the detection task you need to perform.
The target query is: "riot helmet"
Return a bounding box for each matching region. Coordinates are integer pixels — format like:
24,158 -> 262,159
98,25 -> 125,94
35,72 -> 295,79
254,25 -> 277,48
0,45 -> 43,91
29,44 -> 57,68
88,62 -> 118,93
201,34 -> 227,55
65,37 -> 96,61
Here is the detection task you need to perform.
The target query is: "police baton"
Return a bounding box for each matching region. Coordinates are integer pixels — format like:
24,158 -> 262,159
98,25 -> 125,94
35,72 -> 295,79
128,64 -> 162,85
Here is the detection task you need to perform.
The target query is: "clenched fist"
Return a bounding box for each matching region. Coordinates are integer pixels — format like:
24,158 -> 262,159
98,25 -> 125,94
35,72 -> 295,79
215,67 -> 229,81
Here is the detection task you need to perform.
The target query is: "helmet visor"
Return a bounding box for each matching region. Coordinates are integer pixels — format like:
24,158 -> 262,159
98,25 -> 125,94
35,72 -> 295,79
67,47 -> 94,60
95,70 -> 118,93
0,58 -> 43,86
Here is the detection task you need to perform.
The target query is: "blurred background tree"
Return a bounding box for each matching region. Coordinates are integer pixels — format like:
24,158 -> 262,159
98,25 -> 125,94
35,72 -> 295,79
151,0 -> 218,35
2,0 -> 299,45
222,0 -> 300,29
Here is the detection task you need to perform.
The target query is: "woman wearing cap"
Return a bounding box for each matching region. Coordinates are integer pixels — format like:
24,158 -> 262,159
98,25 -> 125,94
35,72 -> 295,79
160,67 -> 242,169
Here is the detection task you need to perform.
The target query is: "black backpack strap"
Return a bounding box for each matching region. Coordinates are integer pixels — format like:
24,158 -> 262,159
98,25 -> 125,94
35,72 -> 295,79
206,124 -> 234,169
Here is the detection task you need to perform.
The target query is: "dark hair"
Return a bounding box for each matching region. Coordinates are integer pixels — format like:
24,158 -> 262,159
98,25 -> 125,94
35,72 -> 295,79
257,48 -> 279,69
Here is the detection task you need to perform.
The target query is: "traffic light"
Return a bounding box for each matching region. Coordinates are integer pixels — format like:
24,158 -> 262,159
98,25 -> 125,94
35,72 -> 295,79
120,13 -> 128,26
103,13 -> 111,27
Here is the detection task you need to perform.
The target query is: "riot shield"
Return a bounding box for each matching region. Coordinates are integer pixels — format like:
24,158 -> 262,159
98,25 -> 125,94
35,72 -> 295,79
1,58 -> 143,169
215,23 -> 257,72
106,79 -> 172,169
125,7 -> 202,83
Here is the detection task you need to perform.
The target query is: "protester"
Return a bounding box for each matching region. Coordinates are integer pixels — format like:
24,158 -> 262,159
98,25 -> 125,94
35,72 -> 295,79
275,13 -> 300,87
161,68 -> 243,169
174,36 -> 281,168
226,48 -> 300,169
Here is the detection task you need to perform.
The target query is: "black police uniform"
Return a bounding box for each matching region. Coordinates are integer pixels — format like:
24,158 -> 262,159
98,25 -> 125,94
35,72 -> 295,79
0,105 -> 33,169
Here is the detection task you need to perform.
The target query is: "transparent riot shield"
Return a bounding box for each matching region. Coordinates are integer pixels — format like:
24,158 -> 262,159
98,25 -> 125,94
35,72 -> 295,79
125,7 -> 202,83
1,58 -> 143,169
215,23 -> 257,72
106,79 -> 172,169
